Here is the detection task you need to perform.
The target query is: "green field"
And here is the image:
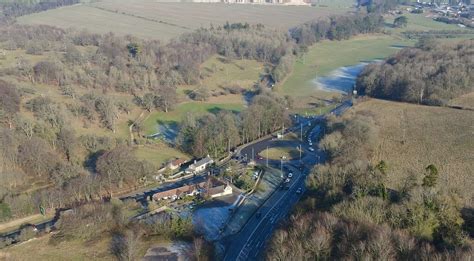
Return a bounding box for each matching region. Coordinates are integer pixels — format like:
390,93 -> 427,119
278,12 -> 473,98
259,146 -> 302,161
278,34 -> 413,97
143,102 -> 244,135
197,55 -> 264,91
17,0 -> 349,41
386,12 -> 469,32
134,145 -> 190,168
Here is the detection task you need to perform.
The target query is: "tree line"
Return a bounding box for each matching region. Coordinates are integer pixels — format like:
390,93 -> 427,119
267,112 -> 473,259
357,0 -> 405,13
356,39 -> 473,105
0,0 -> 79,23
290,13 -> 385,47
177,92 -> 291,158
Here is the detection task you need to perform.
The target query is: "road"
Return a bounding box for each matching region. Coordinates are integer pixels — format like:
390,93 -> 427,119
221,100 -> 352,260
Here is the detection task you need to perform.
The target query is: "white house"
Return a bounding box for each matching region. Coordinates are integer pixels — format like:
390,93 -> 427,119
186,156 -> 214,174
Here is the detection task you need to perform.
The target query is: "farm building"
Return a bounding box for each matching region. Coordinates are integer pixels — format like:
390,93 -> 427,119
194,0 -> 309,4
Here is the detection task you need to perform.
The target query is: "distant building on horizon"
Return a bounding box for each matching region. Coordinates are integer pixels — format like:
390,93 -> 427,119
188,0 -> 310,5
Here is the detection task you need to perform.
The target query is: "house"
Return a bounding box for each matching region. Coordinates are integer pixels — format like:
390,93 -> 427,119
152,178 -> 232,201
167,158 -> 187,171
186,156 -> 214,174
152,183 -> 202,201
207,184 -> 233,198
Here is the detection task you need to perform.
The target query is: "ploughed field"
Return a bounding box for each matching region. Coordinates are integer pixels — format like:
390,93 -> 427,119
17,0 -> 349,41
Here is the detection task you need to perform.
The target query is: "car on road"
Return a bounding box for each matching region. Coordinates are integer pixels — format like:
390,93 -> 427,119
288,173 -> 293,178
308,147 -> 315,152
296,188 -> 302,194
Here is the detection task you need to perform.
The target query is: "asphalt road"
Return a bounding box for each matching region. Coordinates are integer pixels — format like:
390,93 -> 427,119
221,100 -> 352,260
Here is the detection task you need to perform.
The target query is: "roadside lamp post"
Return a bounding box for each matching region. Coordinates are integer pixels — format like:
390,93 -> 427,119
280,158 -> 284,178
299,145 -> 302,162
266,146 -> 269,167
300,123 -> 303,140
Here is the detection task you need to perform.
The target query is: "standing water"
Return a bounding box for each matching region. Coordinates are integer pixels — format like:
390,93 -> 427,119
313,62 -> 369,94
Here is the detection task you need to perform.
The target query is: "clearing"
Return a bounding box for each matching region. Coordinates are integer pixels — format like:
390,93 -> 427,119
352,98 -> 474,207
187,55 -> 265,93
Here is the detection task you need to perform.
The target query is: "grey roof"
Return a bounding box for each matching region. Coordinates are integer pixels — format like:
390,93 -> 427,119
193,156 -> 213,167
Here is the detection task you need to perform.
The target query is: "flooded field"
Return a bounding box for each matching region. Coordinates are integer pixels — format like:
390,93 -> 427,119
313,62 -> 369,94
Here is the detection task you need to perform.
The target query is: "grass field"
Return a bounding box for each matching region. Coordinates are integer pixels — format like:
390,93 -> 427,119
277,34 -> 413,98
134,145 -> 190,168
259,146 -> 302,161
193,55 -> 264,92
385,12 -> 470,32
0,234 -> 114,260
143,101 -> 244,135
449,92 -> 474,109
353,98 -> 474,207
17,0 -> 349,41
277,10 -> 473,99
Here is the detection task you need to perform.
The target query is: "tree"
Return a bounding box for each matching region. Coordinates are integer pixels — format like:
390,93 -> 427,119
155,85 -> 177,113
18,137 -> 57,178
422,164 -> 439,188
96,146 -> 146,192
95,97 -> 118,132
0,80 -> 20,129
415,36 -> 438,51
110,229 -> 142,261
126,43 -> 141,58
393,16 -> 408,28
191,87 -> 210,102
56,127 -> 77,162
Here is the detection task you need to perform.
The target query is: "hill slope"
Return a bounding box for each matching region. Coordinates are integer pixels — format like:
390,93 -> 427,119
353,98 -> 474,206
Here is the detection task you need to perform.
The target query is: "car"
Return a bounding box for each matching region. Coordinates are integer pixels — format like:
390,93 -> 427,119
296,188 -> 302,194
308,147 -> 315,152
285,178 -> 291,183
257,155 -> 263,160
309,142 -> 312,146
288,173 -> 293,178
